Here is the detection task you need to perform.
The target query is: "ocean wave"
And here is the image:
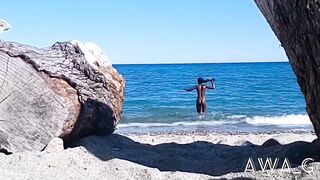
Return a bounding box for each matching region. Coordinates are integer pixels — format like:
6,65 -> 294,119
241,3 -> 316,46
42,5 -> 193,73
118,114 -> 312,128
244,114 -> 311,126
118,120 -> 231,128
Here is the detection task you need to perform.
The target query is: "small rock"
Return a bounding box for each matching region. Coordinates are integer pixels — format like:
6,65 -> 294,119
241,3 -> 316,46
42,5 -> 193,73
44,137 -> 64,153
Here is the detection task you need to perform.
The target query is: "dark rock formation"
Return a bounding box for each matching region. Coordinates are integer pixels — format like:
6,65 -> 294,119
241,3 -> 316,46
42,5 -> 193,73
254,0 -> 320,137
0,40 -> 125,153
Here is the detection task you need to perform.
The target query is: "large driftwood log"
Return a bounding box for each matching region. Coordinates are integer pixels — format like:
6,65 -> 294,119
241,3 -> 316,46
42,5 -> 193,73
254,0 -> 320,136
0,40 -> 125,153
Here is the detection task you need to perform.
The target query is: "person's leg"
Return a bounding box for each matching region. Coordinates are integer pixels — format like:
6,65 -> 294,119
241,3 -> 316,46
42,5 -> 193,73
201,101 -> 207,113
196,102 -> 201,113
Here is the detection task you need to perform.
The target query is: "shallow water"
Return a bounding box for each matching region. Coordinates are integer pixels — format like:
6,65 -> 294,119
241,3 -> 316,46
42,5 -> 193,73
114,62 -> 312,133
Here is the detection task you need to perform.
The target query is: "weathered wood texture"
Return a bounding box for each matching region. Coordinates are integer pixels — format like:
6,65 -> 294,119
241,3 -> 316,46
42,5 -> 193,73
254,0 -> 320,136
0,40 -> 125,152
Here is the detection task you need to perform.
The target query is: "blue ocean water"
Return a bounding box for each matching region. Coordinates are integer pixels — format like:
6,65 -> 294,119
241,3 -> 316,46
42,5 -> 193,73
114,62 -> 312,133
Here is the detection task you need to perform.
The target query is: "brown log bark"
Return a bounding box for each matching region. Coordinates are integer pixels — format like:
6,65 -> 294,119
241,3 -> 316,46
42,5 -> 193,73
254,0 -> 320,136
0,40 -> 125,153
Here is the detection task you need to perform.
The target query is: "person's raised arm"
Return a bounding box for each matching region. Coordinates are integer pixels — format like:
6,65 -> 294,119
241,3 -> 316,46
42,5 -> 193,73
184,85 -> 197,92
206,79 -> 215,90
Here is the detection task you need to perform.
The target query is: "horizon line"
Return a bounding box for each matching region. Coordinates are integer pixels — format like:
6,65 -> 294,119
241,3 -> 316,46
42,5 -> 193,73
113,60 -> 288,65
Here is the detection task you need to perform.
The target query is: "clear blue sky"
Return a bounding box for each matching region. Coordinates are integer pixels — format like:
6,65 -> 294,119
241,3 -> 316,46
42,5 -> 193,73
0,0 -> 287,64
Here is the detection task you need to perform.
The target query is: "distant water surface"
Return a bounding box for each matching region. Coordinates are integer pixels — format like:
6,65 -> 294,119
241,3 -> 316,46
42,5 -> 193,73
114,62 -> 312,133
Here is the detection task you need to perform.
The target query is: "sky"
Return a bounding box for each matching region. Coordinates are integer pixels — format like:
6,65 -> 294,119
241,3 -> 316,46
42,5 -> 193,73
0,0 -> 288,64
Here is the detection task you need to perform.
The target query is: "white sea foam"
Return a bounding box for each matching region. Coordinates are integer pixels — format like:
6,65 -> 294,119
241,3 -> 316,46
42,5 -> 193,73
228,115 -> 248,119
244,114 -> 311,126
119,114 -> 312,128
118,120 -> 230,128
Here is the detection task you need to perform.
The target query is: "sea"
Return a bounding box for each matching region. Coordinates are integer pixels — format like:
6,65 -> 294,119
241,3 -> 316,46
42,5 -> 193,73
114,62 -> 313,133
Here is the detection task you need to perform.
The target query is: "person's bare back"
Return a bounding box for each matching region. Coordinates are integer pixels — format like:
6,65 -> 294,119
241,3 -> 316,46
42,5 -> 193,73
185,77 -> 215,114
196,84 -> 207,113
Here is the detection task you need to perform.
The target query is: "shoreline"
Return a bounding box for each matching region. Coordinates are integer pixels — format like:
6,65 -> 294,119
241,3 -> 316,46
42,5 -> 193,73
116,114 -> 313,135
117,129 -> 315,136
116,127 -> 314,137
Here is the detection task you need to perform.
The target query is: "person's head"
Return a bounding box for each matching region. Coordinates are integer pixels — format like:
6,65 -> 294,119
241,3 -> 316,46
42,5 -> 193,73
197,77 -> 205,84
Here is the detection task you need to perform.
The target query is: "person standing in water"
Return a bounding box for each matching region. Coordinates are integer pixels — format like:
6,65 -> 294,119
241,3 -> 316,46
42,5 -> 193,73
184,77 -> 215,114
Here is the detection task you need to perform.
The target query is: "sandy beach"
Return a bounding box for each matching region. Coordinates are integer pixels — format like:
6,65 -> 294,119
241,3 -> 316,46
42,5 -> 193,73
1,131 -> 319,180
2,0 -> 320,179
